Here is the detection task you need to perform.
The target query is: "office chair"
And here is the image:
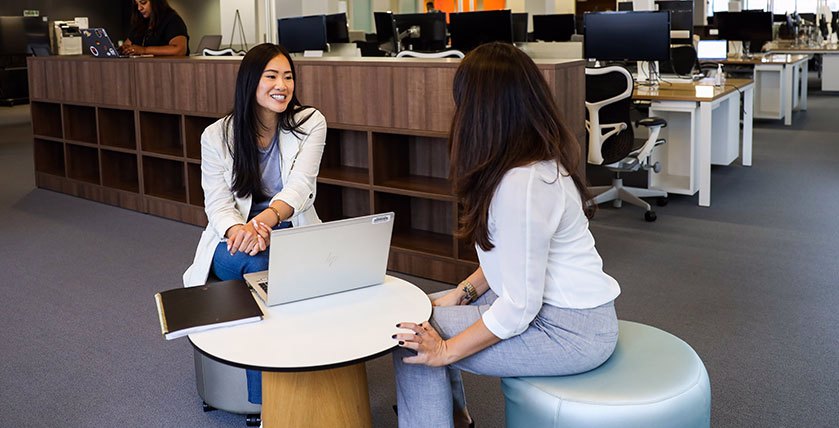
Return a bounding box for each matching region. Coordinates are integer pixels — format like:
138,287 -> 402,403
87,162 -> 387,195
667,45 -> 698,76
395,49 -> 464,58
585,65 -> 667,222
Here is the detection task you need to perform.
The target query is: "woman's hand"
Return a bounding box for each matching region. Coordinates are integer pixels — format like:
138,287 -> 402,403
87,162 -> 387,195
126,45 -> 146,55
394,322 -> 451,367
432,288 -> 468,307
118,39 -> 133,54
252,221 -> 273,254
228,220 -> 261,255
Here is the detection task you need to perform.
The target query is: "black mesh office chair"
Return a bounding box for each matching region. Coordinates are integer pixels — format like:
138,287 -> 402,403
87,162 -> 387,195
669,45 -> 698,75
585,65 -> 668,222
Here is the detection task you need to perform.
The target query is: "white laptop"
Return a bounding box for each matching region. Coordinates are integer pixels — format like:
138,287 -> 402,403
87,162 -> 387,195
697,39 -> 728,61
244,212 -> 395,306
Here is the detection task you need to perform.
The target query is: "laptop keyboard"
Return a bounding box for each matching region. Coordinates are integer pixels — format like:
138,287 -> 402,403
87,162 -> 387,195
258,280 -> 268,293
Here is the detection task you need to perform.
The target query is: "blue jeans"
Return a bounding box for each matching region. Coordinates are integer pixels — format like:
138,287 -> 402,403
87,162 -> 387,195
211,220 -> 291,405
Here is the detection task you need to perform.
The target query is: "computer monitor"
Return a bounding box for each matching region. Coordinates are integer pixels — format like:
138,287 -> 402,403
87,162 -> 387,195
449,10 -> 514,53
618,2 -> 634,11
532,14 -> 576,42
0,16 -> 50,55
394,12 -> 448,52
278,15 -> 328,53
512,13 -> 529,43
656,0 -> 693,38
696,39 -> 727,60
714,11 -> 772,51
583,11 -> 671,62
325,13 -> 349,43
374,11 -> 399,53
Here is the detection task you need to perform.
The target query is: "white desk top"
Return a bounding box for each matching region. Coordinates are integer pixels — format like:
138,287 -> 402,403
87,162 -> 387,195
189,275 -> 432,371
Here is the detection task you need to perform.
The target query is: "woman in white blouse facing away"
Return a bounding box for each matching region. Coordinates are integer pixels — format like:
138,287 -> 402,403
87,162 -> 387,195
392,42 -> 621,428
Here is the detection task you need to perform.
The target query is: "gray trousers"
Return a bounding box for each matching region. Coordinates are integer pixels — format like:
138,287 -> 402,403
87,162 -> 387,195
392,290 -> 618,428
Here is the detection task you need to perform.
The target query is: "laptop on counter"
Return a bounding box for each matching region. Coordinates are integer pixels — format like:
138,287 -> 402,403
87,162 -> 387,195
81,28 -> 150,58
244,212 -> 395,306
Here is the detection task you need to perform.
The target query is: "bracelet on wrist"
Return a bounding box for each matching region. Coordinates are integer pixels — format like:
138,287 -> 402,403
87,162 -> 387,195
267,205 -> 282,224
460,280 -> 478,304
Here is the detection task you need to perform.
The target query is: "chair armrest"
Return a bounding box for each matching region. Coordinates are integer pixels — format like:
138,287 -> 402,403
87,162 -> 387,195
636,117 -> 667,128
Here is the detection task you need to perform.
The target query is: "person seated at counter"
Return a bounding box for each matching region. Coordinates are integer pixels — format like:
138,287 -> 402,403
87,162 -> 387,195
119,0 -> 189,56
391,43 -> 621,428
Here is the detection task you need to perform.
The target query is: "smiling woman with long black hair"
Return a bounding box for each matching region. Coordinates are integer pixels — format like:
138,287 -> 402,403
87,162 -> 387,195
119,0 -> 189,56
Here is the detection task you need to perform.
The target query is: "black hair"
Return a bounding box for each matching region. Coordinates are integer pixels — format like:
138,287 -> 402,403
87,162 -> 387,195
225,43 -> 314,200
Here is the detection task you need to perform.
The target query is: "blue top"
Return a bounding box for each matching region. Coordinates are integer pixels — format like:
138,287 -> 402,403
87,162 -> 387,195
249,133 -> 291,229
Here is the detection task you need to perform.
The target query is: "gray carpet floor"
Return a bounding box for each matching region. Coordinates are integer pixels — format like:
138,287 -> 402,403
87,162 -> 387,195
1,84 -> 837,427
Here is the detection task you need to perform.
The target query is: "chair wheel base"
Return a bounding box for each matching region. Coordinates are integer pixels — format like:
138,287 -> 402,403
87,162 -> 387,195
245,414 -> 261,426
645,211 -> 657,222
657,197 -> 669,207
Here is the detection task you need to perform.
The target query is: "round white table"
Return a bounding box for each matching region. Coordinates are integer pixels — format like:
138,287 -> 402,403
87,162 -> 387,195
189,275 -> 432,428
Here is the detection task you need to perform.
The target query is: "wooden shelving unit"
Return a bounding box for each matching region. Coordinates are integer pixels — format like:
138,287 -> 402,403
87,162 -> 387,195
27,55 -> 584,284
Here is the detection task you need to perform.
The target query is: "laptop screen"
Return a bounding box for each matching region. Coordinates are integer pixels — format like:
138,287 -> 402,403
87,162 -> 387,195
697,40 -> 728,61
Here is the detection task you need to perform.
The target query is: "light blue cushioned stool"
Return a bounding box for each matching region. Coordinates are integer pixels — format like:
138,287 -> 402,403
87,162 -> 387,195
501,320 -> 710,428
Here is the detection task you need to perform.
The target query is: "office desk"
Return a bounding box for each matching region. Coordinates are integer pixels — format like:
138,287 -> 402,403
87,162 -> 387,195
634,78 -> 754,207
721,54 -> 809,125
189,275 -> 432,428
765,42 -> 839,91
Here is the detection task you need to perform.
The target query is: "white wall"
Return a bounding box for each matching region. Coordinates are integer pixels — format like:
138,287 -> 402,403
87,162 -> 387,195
169,0 -> 222,52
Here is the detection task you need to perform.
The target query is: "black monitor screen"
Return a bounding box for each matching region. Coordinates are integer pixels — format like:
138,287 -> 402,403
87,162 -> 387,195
0,16 -> 50,55
278,15 -> 327,53
374,11 -> 398,51
618,2 -> 634,11
656,0 -> 693,32
325,13 -> 349,43
584,11 -> 671,61
449,10 -> 514,52
714,11 -> 772,47
512,13 -> 528,42
394,12 -> 448,52
533,14 -> 576,42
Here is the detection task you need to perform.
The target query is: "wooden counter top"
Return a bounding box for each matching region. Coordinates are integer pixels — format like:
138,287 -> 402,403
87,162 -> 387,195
633,78 -> 753,102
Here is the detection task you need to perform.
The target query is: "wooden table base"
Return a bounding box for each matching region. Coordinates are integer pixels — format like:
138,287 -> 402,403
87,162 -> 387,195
262,362 -> 372,428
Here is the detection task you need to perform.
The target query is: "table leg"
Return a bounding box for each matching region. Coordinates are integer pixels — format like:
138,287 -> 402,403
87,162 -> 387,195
698,101 -> 712,207
784,64 -> 793,126
262,363 -> 372,428
801,59 -> 808,111
742,85 -> 754,167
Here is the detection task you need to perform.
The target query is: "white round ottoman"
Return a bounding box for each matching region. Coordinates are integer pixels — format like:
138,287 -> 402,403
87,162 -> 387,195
501,320 -> 711,428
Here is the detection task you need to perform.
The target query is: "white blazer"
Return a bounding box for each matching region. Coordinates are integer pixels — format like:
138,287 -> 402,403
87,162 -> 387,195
182,108 -> 327,287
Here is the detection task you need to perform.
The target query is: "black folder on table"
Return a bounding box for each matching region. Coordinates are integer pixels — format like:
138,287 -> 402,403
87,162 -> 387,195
154,279 -> 264,340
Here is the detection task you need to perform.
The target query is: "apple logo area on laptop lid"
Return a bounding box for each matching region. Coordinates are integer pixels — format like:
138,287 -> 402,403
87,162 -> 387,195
247,212 -> 395,306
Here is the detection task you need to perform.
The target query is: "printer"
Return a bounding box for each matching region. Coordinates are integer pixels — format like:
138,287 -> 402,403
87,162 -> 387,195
53,21 -> 82,55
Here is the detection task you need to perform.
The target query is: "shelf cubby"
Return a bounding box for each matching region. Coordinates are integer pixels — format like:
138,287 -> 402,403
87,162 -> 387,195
63,105 -> 97,144
33,139 -> 65,176
374,192 -> 453,258
457,240 -> 479,263
320,129 -> 369,185
187,163 -> 204,207
100,149 -> 139,192
30,102 -> 62,138
142,156 -> 186,202
66,144 -> 100,184
184,115 -> 217,160
98,108 -> 136,149
372,132 -> 451,197
314,184 -> 371,222
140,112 -> 182,156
